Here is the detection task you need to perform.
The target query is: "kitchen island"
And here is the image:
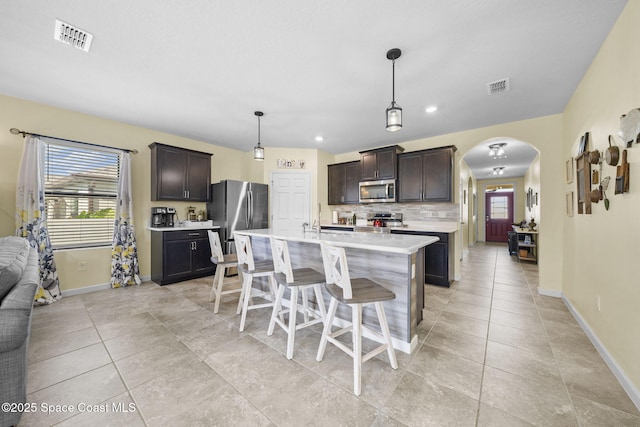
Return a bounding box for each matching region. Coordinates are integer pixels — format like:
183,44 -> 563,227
321,221 -> 459,286
233,228 -> 438,353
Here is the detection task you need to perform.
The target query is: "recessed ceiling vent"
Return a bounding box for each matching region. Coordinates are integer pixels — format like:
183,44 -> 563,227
54,19 -> 93,52
487,78 -> 510,95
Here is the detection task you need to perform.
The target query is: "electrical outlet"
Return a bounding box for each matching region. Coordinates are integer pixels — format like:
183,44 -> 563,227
78,261 -> 87,271
439,211 -> 447,218
596,295 -> 601,312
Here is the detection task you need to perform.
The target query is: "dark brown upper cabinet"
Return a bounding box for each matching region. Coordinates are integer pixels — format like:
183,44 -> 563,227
150,142 -> 212,202
328,161 -> 360,205
360,145 -> 404,181
398,146 -> 456,203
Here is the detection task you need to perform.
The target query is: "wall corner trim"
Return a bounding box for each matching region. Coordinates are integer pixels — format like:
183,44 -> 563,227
562,294 -> 640,412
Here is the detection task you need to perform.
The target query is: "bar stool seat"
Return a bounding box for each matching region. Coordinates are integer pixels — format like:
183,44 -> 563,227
268,237 -> 327,359
325,279 -> 395,305
207,230 -> 242,314
235,234 -> 277,332
317,243 -> 398,396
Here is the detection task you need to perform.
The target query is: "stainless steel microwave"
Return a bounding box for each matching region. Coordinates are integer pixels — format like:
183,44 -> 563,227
359,179 -> 396,203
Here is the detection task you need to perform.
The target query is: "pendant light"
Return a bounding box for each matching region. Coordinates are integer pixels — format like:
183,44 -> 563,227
386,48 -> 402,132
253,111 -> 264,161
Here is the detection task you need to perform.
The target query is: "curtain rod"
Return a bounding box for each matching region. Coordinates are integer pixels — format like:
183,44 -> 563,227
9,128 -> 139,154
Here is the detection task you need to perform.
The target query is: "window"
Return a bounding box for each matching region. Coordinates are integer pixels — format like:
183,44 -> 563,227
489,196 -> 509,219
43,139 -> 121,249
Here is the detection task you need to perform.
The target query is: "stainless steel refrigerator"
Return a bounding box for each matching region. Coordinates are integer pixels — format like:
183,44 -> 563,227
207,180 -> 269,257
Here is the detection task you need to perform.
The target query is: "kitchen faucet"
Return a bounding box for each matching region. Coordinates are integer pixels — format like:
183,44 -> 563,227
303,203 -> 322,234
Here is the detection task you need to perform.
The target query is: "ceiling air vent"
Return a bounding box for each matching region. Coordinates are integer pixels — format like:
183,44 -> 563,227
487,78 -> 510,95
54,19 -> 93,52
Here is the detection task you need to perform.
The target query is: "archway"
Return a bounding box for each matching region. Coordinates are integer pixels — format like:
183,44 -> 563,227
460,137 -> 539,245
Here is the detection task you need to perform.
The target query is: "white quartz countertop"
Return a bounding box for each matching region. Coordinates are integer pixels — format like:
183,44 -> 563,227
235,228 -> 439,255
321,221 -> 459,234
149,225 -> 220,232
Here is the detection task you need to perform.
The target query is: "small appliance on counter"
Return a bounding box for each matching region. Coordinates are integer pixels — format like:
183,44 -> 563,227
186,206 -> 197,221
151,207 -> 175,227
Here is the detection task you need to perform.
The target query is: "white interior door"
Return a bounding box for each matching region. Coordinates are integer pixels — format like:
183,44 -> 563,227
270,172 -> 311,232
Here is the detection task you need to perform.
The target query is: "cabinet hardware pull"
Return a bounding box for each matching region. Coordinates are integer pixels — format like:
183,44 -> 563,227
188,233 -> 199,236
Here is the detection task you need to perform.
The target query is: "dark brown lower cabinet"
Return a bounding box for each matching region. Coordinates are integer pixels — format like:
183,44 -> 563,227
151,229 -> 216,285
391,230 -> 451,287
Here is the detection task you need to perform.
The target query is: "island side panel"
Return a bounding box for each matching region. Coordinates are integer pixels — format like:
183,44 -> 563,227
247,235 -> 416,345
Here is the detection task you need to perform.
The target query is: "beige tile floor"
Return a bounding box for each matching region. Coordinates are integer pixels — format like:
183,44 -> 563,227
19,243 -> 640,426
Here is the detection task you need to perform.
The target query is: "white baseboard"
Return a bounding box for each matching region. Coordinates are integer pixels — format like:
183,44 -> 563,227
537,287 -> 562,298
562,295 -> 640,412
61,275 -> 152,297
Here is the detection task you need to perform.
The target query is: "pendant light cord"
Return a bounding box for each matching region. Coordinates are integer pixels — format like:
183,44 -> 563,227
257,115 -> 261,145
392,59 -> 396,104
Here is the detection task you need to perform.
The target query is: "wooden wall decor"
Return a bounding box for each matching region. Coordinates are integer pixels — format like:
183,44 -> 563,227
576,152 -> 591,214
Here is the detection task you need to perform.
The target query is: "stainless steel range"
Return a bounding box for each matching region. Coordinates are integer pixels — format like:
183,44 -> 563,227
355,212 -> 404,233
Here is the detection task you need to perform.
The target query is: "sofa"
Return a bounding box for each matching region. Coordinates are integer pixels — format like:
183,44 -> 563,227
0,236 -> 38,427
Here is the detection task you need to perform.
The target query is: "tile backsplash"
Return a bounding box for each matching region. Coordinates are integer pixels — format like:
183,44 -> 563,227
330,203 -> 460,222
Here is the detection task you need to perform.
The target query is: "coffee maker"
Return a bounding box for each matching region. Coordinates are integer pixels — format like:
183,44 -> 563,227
151,207 -> 175,227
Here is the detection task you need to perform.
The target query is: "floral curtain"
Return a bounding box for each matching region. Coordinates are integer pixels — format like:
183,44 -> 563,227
16,135 -> 61,305
111,152 -> 141,288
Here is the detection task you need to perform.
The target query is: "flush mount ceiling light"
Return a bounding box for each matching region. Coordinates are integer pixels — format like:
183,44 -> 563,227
315,135 -> 324,142
492,167 -> 505,176
386,48 -> 402,132
425,105 -> 438,113
488,143 -> 507,158
253,111 -> 264,161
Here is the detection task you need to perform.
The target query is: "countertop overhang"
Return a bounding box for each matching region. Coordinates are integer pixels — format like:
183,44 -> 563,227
149,225 -> 220,232
234,228 -> 438,254
321,221 -> 459,234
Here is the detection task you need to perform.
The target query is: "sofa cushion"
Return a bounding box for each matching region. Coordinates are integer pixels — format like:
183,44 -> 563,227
0,237 -> 31,301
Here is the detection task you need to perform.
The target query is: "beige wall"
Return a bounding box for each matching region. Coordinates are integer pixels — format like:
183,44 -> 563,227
259,147 -> 335,225
562,1 -> 640,394
458,160 -> 473,252
333,114 -> 564,294
2,1 -> 638,394
0,94 -> 247,291
524,154 -> 541,225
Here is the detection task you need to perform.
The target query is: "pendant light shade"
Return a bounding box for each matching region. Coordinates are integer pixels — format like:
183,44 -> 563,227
253,111 -> 264,161
386,48 -> 402,132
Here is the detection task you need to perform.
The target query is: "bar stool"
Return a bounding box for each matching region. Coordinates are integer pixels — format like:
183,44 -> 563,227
234,234 -> 278,332
316,243 -> 398,396
267,237 -> 327,359
207,230 -> 241,314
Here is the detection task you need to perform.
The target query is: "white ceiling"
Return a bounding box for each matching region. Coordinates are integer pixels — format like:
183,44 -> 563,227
463,138 -> 539,180
0,1 -> 627,178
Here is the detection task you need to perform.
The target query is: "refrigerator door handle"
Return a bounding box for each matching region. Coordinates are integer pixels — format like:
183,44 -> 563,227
245,190 -> 250,227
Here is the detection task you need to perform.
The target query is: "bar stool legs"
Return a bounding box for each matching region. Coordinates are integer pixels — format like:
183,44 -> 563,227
316,243 -> 398,396
207,230 -> 241,314
267,237 -> 326,359
234,234 -> 278,332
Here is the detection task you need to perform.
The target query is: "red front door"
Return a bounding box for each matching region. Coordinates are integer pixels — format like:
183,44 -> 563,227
485,192 -> 514,242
